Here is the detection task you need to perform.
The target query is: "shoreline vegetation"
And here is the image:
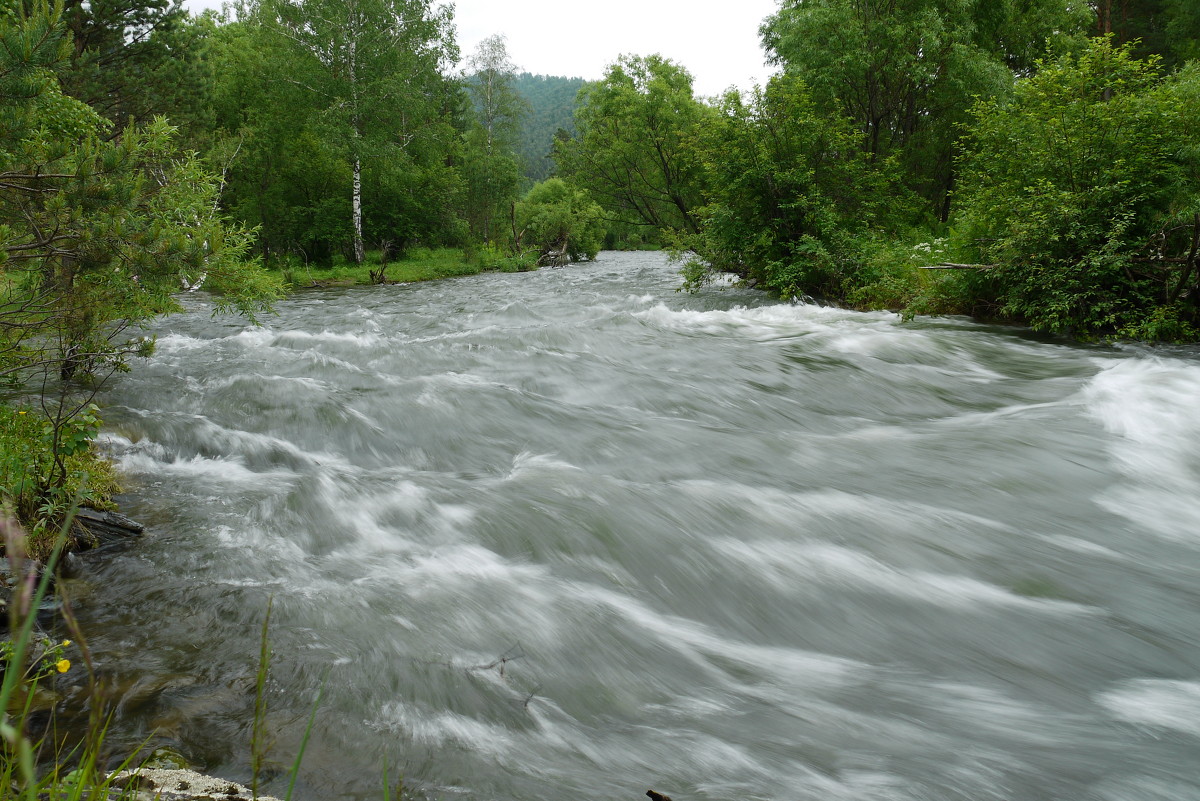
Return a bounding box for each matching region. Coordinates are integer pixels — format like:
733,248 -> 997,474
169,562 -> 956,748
278,245 -> 538,289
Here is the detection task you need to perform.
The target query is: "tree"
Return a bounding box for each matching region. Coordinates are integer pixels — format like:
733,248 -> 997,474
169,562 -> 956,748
681,76 -> 902,298
1088,0 -> 1200,66
513,179 -> 605,265
953,38 -> 1200,339
57,0 -> 213,140
461,35 -> 526,243
555,54 -> 710,237
260,0 -> 457,263
205,11 -> 348,263
1163,0 -> 1200,63
761,0 -> 1092,217
0,1 -> 280,501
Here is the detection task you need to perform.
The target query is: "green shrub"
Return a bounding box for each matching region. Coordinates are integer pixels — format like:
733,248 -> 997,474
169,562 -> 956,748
0,404 -> 118,557
953,39 -> 1200,339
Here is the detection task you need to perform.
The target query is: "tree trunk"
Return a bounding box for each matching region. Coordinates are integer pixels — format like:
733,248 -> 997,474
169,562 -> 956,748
1097,0 -> 1112,34
353,156 -> 364,265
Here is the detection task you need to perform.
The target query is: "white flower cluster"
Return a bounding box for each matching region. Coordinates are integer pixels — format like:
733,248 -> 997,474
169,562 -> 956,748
910,238 -> 948,261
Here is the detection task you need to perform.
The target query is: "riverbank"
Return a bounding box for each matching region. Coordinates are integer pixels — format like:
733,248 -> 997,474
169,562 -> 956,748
275,245 -> 536,288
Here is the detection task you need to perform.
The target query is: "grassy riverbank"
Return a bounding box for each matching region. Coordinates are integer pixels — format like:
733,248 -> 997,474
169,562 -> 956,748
277,246 -> 537,288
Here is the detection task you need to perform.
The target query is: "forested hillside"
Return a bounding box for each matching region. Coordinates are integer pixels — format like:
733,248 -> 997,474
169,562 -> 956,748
512,72 -> 588,184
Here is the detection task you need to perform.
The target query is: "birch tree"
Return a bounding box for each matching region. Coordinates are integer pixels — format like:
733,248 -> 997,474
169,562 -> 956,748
462,34 -> 526,243
262,0 -> 456,263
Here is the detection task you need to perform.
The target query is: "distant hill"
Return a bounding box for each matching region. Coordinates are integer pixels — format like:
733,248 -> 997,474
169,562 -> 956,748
512,73 -> 588,185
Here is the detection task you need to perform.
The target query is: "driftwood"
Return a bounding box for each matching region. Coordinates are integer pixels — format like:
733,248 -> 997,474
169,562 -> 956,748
537,232 -> 570,268
73,508 -> 144,551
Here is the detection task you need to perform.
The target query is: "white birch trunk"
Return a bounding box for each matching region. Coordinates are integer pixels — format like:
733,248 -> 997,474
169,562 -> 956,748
353,155 -> 364,265
349,34 -> 365,265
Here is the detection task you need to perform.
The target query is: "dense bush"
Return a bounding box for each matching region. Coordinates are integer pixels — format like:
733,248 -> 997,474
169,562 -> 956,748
513,179 -> 606,263
953,39 -> 1200,340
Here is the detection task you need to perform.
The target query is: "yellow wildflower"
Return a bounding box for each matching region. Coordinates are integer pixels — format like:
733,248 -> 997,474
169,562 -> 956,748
56,659 -> 70,673
17,410 -> 26,415
61,640 -> 71,647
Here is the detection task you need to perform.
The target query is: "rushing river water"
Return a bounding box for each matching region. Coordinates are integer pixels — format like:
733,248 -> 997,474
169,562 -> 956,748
74,251 -> 1200,801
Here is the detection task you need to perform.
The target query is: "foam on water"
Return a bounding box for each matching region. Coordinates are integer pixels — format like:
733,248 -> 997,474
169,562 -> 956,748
1097,679 -> 1200,736
199,373 -> 333,393
110,410 -> 349,472
634,301 -> 898,342
1082,358 -> 1200,542
153,332 -> 213,353
271,329 -> 386,348
1082,358 -> 1200,483
709,539 -> 1092,614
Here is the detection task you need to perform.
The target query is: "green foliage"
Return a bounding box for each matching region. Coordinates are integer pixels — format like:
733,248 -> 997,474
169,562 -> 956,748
513,178 -> 605,264
761,0 -> 1091,215
0,403 -> 119,550
473,243 -> 538,272
212,0 -> 461,265
555,54 -> 710,236
0,3 -> 278,540
1164,0 -> 1200,63
0,15 -> 280,383
954,38 -> 1200,339
279,246 -> 486,286
1,514 -> 68,797
0,104 -> 279,376
59,0 -> 213,139
1094,0 -> 1200,68
1,513 -> 153,801
681,76 -> 910,299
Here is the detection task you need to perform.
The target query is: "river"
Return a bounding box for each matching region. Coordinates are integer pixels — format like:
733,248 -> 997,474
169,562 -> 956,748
75,251 -> 1200,801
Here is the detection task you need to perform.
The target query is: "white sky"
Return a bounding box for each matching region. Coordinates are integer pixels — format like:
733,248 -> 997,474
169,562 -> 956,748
183,0 -> 780,97
448,0 -> 779,97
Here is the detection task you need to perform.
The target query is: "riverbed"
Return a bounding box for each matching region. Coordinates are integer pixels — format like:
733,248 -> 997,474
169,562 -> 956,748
76,251 -> 1200,801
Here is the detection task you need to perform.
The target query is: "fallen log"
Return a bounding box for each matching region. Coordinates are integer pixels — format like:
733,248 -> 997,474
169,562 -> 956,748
73,508 -> 145,551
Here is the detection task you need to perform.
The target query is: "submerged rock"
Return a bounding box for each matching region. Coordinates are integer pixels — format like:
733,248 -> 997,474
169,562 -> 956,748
141,746 -> 192,770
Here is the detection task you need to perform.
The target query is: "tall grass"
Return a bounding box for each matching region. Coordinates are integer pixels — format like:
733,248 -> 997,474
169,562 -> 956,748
1,515 -> 364,801
0,511 -> 145,800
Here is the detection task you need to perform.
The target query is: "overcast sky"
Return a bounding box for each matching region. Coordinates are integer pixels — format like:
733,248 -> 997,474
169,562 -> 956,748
448,0 -> 779,96
183,0 -> 781,97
